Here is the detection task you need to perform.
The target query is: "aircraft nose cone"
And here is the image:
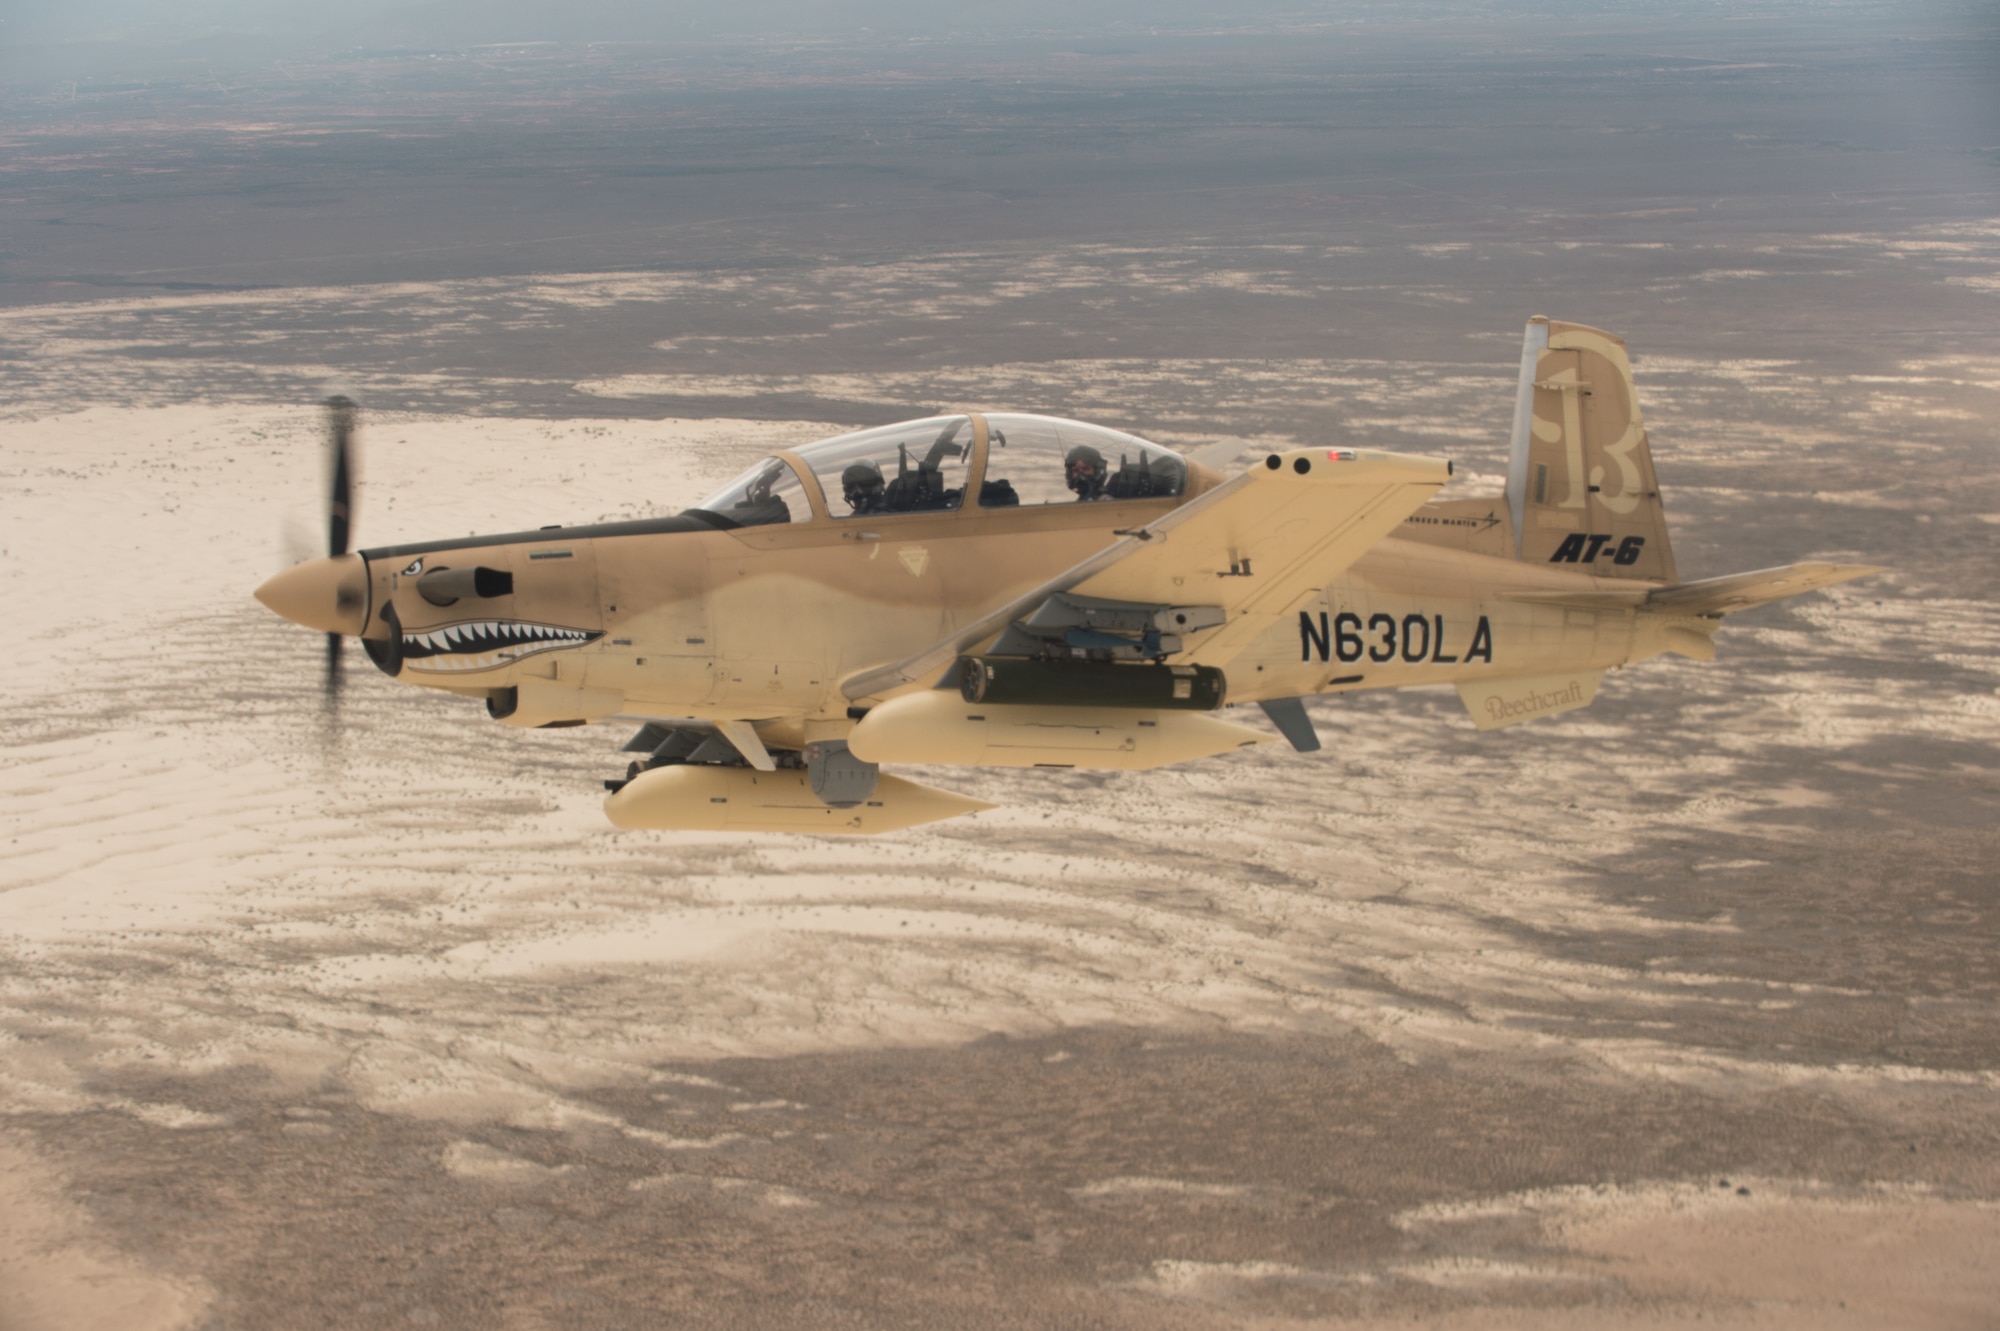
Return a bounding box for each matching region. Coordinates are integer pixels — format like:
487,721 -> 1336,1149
255,554 -> 369,636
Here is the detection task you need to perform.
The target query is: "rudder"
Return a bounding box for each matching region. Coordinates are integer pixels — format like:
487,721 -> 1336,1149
1506,317 -> 1676,583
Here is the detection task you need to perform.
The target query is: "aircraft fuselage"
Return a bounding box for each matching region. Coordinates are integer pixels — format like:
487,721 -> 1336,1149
345,488 -> 1676,747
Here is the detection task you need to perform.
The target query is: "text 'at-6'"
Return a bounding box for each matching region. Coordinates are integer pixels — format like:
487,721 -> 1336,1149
1549,533 -> 1646,566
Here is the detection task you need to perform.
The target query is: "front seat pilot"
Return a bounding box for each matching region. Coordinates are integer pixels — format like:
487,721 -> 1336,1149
842,460 -> 887,513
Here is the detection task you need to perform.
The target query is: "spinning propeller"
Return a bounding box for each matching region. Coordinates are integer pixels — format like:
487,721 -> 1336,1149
325,395 -> 355,696
255,397 -> 381,695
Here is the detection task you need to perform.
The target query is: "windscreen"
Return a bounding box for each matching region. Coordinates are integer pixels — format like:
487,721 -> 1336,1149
795,417 -> 973,518
689,458 -> 812,528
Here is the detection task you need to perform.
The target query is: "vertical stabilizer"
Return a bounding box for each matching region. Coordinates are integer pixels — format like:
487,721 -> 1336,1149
1506,317 -> 1549,550
1505,318 -> 1676,582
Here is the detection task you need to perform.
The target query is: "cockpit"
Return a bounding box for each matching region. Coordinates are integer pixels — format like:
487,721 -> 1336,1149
687,413 -> 1189,528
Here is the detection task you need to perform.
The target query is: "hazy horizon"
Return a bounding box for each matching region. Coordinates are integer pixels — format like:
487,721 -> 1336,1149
3,5 -> 1999,1327
7,0 -> 1996,77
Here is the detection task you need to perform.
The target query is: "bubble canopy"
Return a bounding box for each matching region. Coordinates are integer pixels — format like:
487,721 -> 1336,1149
688,414 -> 1186,528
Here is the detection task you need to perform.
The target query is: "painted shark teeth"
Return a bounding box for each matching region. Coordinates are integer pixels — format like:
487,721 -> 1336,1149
399,619 -> 603,674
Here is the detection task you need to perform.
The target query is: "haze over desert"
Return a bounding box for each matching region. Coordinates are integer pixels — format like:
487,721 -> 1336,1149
3,4 -> 1999,1327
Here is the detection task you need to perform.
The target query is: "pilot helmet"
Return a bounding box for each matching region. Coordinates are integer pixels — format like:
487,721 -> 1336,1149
842,459 -> 886,510
1064,444 -> 1107,499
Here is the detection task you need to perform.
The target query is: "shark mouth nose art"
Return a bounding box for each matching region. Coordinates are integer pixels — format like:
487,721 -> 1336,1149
400,619 -> 603,674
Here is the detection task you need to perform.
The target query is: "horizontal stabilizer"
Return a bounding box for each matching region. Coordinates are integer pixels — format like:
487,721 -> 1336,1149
1645,562 -> 1882,617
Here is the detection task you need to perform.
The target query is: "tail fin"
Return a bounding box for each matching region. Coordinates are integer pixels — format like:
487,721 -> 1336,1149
1507,318 -> 1677,583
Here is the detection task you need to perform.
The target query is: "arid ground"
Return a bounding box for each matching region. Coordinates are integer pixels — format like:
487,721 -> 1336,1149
3,10 -> 1998,1328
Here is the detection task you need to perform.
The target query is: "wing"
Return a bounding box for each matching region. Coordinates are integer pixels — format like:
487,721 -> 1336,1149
841,448 -> 1450,701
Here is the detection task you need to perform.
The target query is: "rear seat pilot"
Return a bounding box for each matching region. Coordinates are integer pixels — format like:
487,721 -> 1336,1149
1065,444 -> 1108,501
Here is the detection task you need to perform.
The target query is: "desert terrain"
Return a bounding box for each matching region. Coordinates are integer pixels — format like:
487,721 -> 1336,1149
3,8 -> 1998,1328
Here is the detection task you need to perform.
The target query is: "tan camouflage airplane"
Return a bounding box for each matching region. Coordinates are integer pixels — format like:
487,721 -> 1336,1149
256,317 -> 1877,834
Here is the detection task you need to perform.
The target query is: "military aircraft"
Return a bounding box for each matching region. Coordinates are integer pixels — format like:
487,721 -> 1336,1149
256,318 -> 1878,834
